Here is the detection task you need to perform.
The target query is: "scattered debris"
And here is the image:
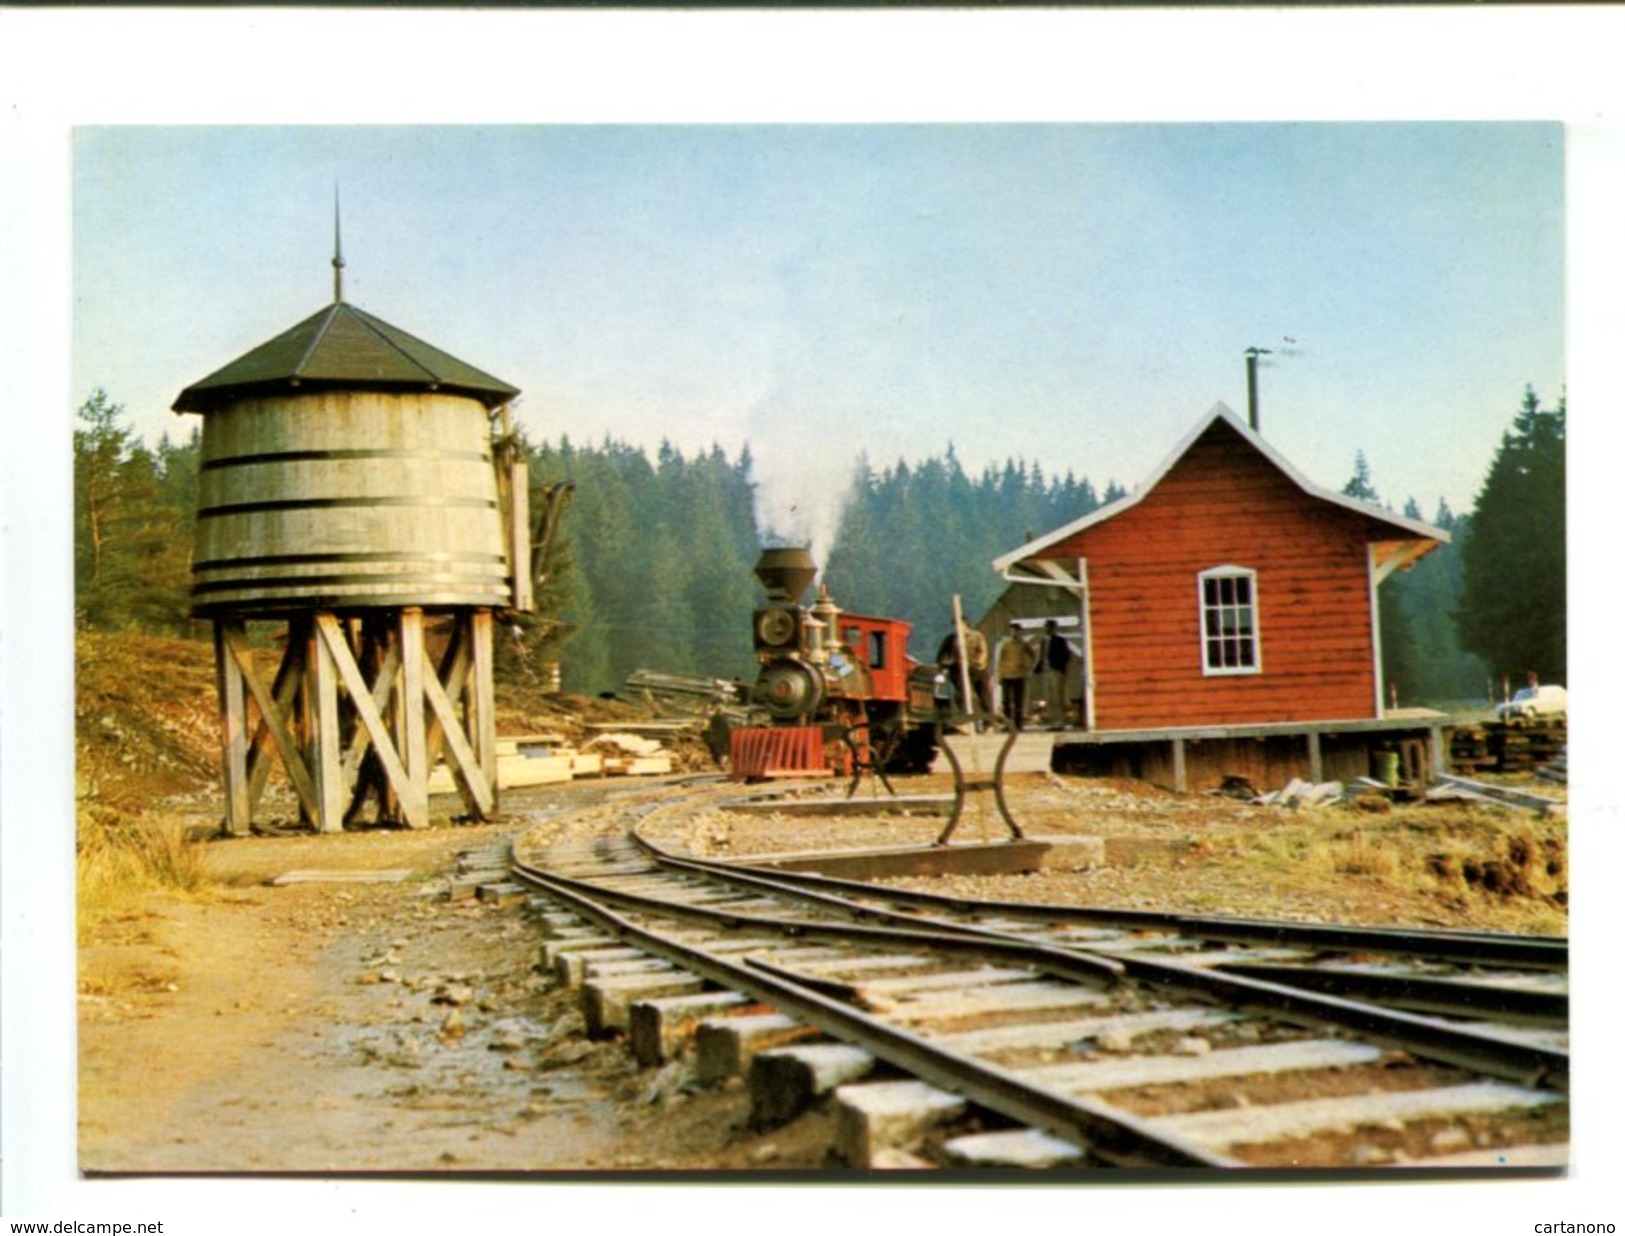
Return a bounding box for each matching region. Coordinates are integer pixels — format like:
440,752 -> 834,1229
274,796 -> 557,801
1254,779 -> 1346,809
586,732 -> 674,776
1536,749 -> 1568,786
1215,775 -> 1259,801
1428,774 -> 1566,817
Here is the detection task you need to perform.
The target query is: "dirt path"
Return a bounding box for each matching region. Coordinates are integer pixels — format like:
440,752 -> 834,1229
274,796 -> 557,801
77,808 -> 833,1175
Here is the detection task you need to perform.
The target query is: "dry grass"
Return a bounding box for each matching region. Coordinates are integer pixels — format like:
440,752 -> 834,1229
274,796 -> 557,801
1222,801 -> 1567,934
77,809 -> 213,944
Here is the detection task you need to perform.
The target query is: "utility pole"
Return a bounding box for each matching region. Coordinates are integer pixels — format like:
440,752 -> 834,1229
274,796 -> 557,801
1244,347 -> 1271,433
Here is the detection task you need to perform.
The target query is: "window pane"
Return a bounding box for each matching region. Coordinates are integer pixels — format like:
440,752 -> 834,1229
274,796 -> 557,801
1200,569 -> 1258,673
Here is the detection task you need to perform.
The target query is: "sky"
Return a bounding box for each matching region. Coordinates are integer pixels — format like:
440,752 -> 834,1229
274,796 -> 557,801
8,8 -> 1625,1234
73,122 -> 1563,555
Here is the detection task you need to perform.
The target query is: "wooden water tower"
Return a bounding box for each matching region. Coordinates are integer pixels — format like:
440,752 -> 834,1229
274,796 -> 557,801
173,238 -> 531,834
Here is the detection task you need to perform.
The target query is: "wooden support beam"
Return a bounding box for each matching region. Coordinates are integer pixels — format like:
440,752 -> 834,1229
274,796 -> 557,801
221,622 -> 320,823
311,617 -> 345,833
471,609 -> 498,812
1307,731 -> 1323,783
213,621 -> 252,835
245,633 -> 305,816
341,630 -> 400,793
421,642 -> 495,818
314,614 -> 424,829
398,608 -> 430,828
509,457 -> 533,613
424,616 -> 471,771
1171,737 -> 1187,794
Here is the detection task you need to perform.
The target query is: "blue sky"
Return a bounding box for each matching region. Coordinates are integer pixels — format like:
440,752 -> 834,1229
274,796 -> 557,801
74,122 -> 1563,552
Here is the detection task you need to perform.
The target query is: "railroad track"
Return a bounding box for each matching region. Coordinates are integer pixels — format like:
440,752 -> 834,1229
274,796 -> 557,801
509,783 -> 1569,1171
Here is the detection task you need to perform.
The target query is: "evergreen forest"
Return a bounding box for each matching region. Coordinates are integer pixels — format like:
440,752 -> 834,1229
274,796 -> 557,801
73,386 -> 1567,709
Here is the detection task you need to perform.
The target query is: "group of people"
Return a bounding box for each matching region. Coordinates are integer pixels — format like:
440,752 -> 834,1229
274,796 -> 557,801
936,617 -> 1078,730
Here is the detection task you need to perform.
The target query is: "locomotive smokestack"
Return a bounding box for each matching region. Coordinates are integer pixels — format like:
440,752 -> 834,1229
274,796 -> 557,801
754,546 -> 818,604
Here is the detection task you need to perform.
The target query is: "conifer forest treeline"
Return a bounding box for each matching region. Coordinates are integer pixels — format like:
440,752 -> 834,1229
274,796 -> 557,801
74,387 -> 1567,707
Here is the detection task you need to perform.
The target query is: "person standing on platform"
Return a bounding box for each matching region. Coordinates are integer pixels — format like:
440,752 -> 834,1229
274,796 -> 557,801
1041,619 -> 1075,727
997,621 -> 1038,730
937,620 -> 991,716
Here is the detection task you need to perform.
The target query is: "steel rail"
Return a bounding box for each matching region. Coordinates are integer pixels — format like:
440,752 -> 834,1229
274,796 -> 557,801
650,837 -> 1568,971
621,838 -> 1126,983
1114,954 -> 1567,1092
512,862 -> 1239,1169
513,854 -> 1126,988
514,845 -> 1569,1094
1215,963 -> 1569,1026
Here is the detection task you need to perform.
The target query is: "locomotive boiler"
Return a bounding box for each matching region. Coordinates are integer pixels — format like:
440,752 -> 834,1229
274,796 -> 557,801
731,547 -> 940,779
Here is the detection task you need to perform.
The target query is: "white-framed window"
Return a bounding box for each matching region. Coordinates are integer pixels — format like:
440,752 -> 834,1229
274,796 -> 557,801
1199,566 -> 1260,675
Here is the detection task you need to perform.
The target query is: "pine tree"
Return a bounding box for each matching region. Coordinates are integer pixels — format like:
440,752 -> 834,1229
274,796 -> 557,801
1456,387 -> 1567,686
73,390 -> 192,633
1342,450 -> 1379,503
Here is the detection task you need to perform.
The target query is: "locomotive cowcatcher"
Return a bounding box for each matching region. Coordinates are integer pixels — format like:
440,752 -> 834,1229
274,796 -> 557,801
730,547 -> 940,780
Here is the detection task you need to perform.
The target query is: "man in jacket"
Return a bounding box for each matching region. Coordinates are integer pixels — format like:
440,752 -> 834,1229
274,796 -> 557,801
997,622 -> 1038,730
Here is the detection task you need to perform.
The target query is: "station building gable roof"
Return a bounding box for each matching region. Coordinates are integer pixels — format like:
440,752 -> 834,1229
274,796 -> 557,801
992,402 -> 1449,580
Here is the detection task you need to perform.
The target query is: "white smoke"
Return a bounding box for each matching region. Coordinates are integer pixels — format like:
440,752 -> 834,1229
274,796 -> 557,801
751,451 -> 849,574
745,396 -> 858,575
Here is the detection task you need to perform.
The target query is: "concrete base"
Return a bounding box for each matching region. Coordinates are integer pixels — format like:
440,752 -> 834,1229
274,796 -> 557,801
740,835 -> 1102,880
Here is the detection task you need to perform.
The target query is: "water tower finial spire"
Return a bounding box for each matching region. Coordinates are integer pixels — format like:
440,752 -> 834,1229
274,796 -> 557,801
332,185 -> 345,303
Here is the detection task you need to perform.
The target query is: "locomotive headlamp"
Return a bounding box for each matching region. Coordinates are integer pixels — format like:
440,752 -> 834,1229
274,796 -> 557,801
755,607 -> 798,648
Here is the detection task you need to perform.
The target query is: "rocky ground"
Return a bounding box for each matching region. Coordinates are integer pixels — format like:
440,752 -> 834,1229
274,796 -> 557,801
78,786 -> 843,1175
77,769 -> 1569,1177
68,630 -> 1574,1181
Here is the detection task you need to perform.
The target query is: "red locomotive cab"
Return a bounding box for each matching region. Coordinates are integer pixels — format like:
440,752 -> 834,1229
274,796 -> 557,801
838,613 -> 915,704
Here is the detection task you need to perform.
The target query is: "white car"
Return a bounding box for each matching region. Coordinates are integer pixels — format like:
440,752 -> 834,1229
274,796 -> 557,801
1495,684 -> 1567,723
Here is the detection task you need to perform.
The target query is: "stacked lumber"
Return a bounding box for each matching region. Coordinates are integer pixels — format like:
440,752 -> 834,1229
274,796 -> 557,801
1448,721 -> 1567,776
624,668 -> 745,716
1448,725 -> 1497,775
585,731 -> 674,776
1492,721 -> 1567,774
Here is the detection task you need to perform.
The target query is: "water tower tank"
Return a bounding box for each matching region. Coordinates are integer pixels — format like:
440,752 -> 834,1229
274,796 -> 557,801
173,300 -> 521,616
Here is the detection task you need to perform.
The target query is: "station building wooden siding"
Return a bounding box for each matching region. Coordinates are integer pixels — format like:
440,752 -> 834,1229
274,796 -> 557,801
997,405 -> 1448,736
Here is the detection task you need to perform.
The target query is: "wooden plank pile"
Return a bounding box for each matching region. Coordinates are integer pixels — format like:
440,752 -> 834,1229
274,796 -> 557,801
624,667 -> 746,717
1449,721 -> 1567,776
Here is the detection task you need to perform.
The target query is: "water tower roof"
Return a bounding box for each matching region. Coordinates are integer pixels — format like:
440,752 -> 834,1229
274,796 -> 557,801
172,301 -> 520,414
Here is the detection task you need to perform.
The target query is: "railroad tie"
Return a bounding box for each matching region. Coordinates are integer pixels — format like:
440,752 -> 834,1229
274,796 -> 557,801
582,970 -> 707,1037
749,1043 -> 876,1129
833,1080 -> 969,1168
694,1012 -> 820,1084
1149,1080 -> 1564,1156
941,1128 -> 1087,1170
629,990 -> 754,1067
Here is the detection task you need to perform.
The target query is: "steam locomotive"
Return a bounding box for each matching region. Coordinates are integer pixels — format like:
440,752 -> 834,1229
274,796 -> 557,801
732,547 -> 942,778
